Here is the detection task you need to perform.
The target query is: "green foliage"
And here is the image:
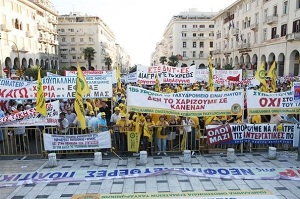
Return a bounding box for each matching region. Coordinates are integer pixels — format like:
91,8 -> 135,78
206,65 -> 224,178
159,56 -> 167,65
104,56 -> 112,70
83,47 -> 96,70
225,64 -> 234,70
23,65 -> 71,80
167,55 -> 179,66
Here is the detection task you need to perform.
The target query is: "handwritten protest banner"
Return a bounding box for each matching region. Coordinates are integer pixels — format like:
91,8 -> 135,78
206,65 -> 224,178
64,70 -> 106,76
294,82 -> 300,101
246,90 -> 300,115
206,124 -> 295,145
1,166 -> 299,188
125,72 -> 137,83
43,131 -> 111,151
0,75 -> 112,99
137,65 -> 196,85
0,101 -> 59,127
127,86 -> 244,116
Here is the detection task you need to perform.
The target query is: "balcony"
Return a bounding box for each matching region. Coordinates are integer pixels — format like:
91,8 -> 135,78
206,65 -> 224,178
69,50 -> 77,54
70,42 -> 77,45
60,51 -> 68,55
286,32 -> 300,41
224,33 -> 229,40
213,49 -> 221,55
238,43 -> 251,49
182,57 -> 189,61
78,59 -> 85,63
19,47 -> 29,53
70,59 -> 77,63
37,24 -> 45,31
52,20 -> 58,25
68,32 -> 76,36
44,27 -> 50,32
231,28 -> 239,36
266,15 -> 278,25
79,42 -> 86,45
61,59 -> 69,63
250,23 -> 259,31
59,32 -> 67,36
1,24 -> 13,32
87,41 -> 94,45
77,31 -> 84,36
26,31 -> 34,38
38,37 -> 46,43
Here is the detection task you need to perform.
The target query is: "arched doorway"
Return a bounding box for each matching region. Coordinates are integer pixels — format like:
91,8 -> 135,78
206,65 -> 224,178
45,58 -> 49,70
234,56 -> 239,68
35,59 -> 40,66
245,54 -> 251,69
5,57 -> 12,68
222,58 -> 225,68
261,55 -> 266,69
252,54 -> 258,70
230,57 -> 233,66
28,58 -> 33,68
278,53 -> 285,77
13,57 -> 20,69
214,58 -> 217,67
289,50 -> 300,76
55,60 -> 58,70
21,58 -> 27,69
41,59 -> 45,69
240,55 -> 244,68
268,53 -> 275,71
51,60 -> 54,69
80,66 -> 86,71
198,63 -> 206,69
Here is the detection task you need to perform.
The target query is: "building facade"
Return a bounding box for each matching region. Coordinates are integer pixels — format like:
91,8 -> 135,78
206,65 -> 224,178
57,12 -> 131,71
0,0 -> 59,78
212,0 -> 300,76
151,9 -> 216,68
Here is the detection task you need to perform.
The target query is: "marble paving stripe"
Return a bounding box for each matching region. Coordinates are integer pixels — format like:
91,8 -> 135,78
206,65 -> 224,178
35,195 -> 49,198
68,182 -> 80,186
275,187 -> 289,190
90,182 -> 102,185
60,194 -> 73,197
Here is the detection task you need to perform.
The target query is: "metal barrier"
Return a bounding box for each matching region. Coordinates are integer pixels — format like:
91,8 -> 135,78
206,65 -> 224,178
0,123 -> 295,157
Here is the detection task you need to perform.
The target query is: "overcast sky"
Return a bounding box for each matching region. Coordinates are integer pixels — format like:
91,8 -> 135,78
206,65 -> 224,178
51,0 -> 237,66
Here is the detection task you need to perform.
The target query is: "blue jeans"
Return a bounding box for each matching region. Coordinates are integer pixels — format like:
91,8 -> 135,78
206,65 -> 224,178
157,138 -> 167,153
0,128 -> 3,141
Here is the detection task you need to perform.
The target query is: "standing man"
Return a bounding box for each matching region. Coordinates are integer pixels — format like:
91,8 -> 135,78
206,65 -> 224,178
57,112 -> 69,159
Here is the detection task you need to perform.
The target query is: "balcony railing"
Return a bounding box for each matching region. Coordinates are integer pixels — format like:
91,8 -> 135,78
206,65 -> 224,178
213,49 -> 221,54
59,32 -> 67,36
250,23 -> 259,31
69,50 -> 77,54
61,59 -> 69,63
266,15 -> 278,25
68,32 -> 76,36
70,42 -> 77,45
224,33 -> 229,40
231,28 -> 239,35
37,24 -> 45,31
77,32 -> 84,36
286,32 -> 300,41
26,31 -> 34,38
79,42 -> 86,45
1,24 -> 13,32
60,41 -> 68,46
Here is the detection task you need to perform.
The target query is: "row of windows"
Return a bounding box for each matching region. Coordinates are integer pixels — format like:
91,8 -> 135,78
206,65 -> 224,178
181,24 -> 214,29
182,41 -> 213,48
61,37 -> 94,42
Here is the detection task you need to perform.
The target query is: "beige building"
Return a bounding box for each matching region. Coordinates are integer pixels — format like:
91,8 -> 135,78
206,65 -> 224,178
57,12 -> 131,71
151,9 -> 216,68
212,0 -> 300,76
0,0 -> 59,78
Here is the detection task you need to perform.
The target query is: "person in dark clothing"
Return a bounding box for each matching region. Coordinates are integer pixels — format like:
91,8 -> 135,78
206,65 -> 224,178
99,100 -> 111,126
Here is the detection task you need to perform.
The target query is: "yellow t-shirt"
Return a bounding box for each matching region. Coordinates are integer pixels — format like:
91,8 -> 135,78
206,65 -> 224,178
251,115 -> 261,124
156,121 -> 169,139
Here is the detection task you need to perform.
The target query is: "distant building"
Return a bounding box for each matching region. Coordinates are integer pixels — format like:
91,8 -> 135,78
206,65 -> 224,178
151,9 -> 216,68
57,12 -> 131,71
212,0 -> 300,76
0,0 -> 59,77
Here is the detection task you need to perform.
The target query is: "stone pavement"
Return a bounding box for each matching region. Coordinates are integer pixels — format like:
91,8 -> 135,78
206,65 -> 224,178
1,151 -> 300,199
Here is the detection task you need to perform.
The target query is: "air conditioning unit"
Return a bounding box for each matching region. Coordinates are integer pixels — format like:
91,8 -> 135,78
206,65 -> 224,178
275,34 -> 279,38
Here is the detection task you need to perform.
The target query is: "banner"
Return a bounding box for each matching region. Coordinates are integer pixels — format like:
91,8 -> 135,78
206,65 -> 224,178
72,190 -> 278,199
0,75 -> 112,99
246,90 -> 300,115
293,124 -> 300,147
137,65 -> 196,85
294,82 -> 300,101
0,101 -> 59,127
206,124 -> 295,145
46,72 -> 61,76
195,69 -> 242,83
127,86 -> 244,116
64,70 -> 106,76
127,131 -> 141,152
1,166 -> 299,188
125,72 -> 137,83
43,131 -> 111,151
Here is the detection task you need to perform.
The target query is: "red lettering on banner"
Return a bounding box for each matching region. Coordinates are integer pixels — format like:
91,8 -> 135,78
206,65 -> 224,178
180,67 -> 189,73
279,169 -> 298,177
0,100 -> 8,112
0,88 -> 28,99
206,124 -> 233,145
259,98 -> 281,107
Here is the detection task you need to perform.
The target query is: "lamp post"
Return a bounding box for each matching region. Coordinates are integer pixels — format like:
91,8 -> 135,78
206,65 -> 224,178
0,36 -> 21,79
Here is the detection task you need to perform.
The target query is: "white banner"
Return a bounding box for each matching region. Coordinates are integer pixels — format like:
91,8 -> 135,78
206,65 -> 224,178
46,72 -> 61,76
126,72 -> 137,83
43,131 -> 111,151
293,124 -> 300,147
195,69 -> 242,84
0,101 -> 59,127
0,75 -> 112,99
137,65 -> 196,85
127,86 -> 244,116
246,90 -> 300,115
64,70 -> 106,76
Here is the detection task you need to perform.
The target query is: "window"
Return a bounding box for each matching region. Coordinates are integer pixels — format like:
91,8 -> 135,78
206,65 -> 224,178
70,47 -> 75,51
89,37 -> 93,42
281,24 -> 287,36
61,29 -> 65,32
183,41 -> 186,48
69,28 -> 74,32
209,25 -> 214,28
247,32 -> 251,43
283,1 -> 288,14
71,37 -> 75,42
183,51 -> 186,57
297,0 -> 300,9
209,33 -> 214,37
254,31 -> 258,43
62,37 -> 66,42
199,42 -> 204,48
72,56 -> 76,59
80,38 -> 84,42
199,25 -> 205,28
246,2 -> 251,11
182,33 -> 186,37
255,13 -> 259,23
293,20 -> 300,32
263,28 -> 267,41
192,51 -> 196,58
199,33 -> 204,37
193,33 -> 197,37
193,25 -> 197,28
193,42 -> 196,48
182,25 -> 187,28
210,42 -> 213,48
231,38 -> 233,48
199,51 -> 204,58
273,5 -> 278,16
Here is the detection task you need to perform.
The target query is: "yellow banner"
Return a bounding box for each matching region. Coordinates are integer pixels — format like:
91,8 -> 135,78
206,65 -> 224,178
36,68 -> 47,116
127,131 -> 141,152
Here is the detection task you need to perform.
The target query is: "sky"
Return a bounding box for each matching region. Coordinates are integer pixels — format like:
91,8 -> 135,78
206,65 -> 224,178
50,0 -> 237,66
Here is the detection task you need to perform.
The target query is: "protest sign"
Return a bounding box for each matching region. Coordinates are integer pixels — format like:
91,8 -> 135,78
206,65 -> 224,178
246,90 -> 300,115
43,131 -> 111,151
0,101 -> 59,127
137,65 -> 196,85
127,86 -> 244,116
64,70 -> 106,76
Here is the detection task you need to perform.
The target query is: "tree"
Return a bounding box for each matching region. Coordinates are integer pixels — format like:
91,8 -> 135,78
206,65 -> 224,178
104,56 -> 112,71
83,47 -> 96,70
168,55 -> 179,66
159,56 -> 167,65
